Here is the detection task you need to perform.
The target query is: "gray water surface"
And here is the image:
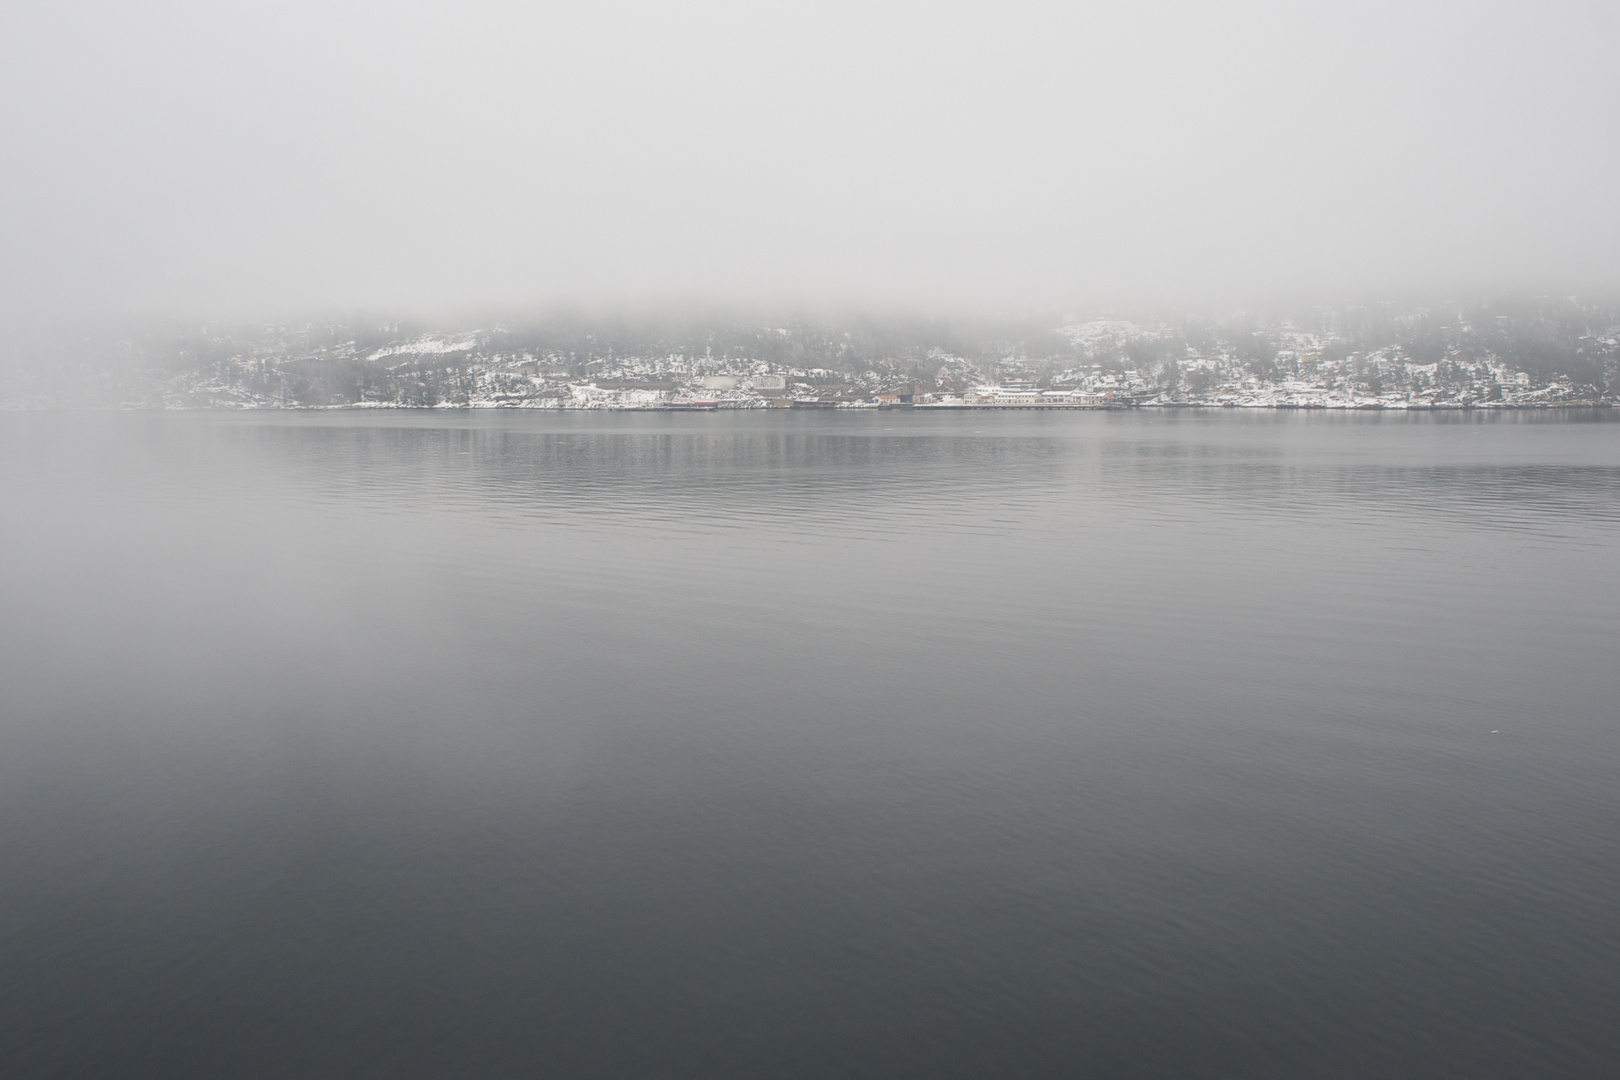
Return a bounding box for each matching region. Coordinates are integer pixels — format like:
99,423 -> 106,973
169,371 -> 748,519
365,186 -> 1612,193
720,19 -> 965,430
2,410 -> 1617,1078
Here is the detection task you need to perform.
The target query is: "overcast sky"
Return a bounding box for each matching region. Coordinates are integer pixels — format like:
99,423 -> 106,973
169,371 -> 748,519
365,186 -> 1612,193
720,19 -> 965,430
3,0 -> 1617,318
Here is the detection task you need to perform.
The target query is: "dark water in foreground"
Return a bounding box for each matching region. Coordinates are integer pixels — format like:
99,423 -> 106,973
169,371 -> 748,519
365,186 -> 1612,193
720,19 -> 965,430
1,410 -> 1617,1078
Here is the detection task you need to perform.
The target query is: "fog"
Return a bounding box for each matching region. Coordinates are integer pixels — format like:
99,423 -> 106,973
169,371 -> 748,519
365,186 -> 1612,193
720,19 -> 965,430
3,0 -> 1617,319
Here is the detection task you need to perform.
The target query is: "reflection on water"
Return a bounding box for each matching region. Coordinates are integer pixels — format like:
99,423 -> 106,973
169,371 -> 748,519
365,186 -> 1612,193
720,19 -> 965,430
1,410 -> 1617,1078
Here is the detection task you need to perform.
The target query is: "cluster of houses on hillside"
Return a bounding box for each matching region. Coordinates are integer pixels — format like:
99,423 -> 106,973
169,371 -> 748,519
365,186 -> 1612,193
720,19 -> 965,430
5,310 -> 1614,410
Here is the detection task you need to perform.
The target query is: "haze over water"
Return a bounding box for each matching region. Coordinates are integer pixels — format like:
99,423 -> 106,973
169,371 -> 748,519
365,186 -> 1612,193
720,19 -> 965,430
2,409 -> 1617,1077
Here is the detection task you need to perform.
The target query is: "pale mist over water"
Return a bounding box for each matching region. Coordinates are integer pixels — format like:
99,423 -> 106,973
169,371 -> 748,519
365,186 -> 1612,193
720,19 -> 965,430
2,410 -> 1617,1077
6,0 -> 1620,1074
4,1 -> 1619,316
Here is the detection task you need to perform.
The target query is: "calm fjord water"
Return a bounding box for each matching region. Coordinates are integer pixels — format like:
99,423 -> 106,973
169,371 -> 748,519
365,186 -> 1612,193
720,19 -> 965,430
2,410 -> 1617,1078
